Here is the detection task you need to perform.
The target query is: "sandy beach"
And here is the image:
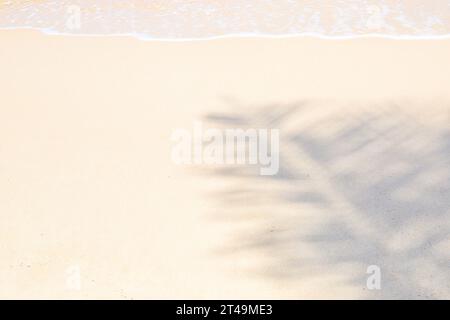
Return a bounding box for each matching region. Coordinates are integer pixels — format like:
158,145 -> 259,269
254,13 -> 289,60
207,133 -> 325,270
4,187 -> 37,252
0,30 -> 449,299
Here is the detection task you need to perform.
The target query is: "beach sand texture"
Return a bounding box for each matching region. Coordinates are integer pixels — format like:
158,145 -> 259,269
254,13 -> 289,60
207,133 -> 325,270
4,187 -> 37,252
0,30 -> 449,299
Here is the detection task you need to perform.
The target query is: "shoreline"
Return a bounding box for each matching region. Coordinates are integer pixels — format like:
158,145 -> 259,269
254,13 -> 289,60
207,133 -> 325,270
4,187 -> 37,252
6,27 -> 450,41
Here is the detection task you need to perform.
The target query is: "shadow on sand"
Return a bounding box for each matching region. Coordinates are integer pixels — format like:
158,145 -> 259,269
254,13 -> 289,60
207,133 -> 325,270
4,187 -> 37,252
201,100 -> 450,299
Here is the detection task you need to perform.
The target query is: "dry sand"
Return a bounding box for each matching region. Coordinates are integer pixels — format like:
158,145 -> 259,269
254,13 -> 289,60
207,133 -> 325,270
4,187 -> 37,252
0,30 -> 449,299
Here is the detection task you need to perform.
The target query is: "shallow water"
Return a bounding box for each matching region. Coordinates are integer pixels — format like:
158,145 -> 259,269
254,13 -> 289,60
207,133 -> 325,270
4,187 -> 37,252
1,0 -> 450,39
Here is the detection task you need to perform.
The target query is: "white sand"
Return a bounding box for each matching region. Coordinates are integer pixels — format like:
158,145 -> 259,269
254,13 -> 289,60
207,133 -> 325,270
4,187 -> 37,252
0,30 -> 449,299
